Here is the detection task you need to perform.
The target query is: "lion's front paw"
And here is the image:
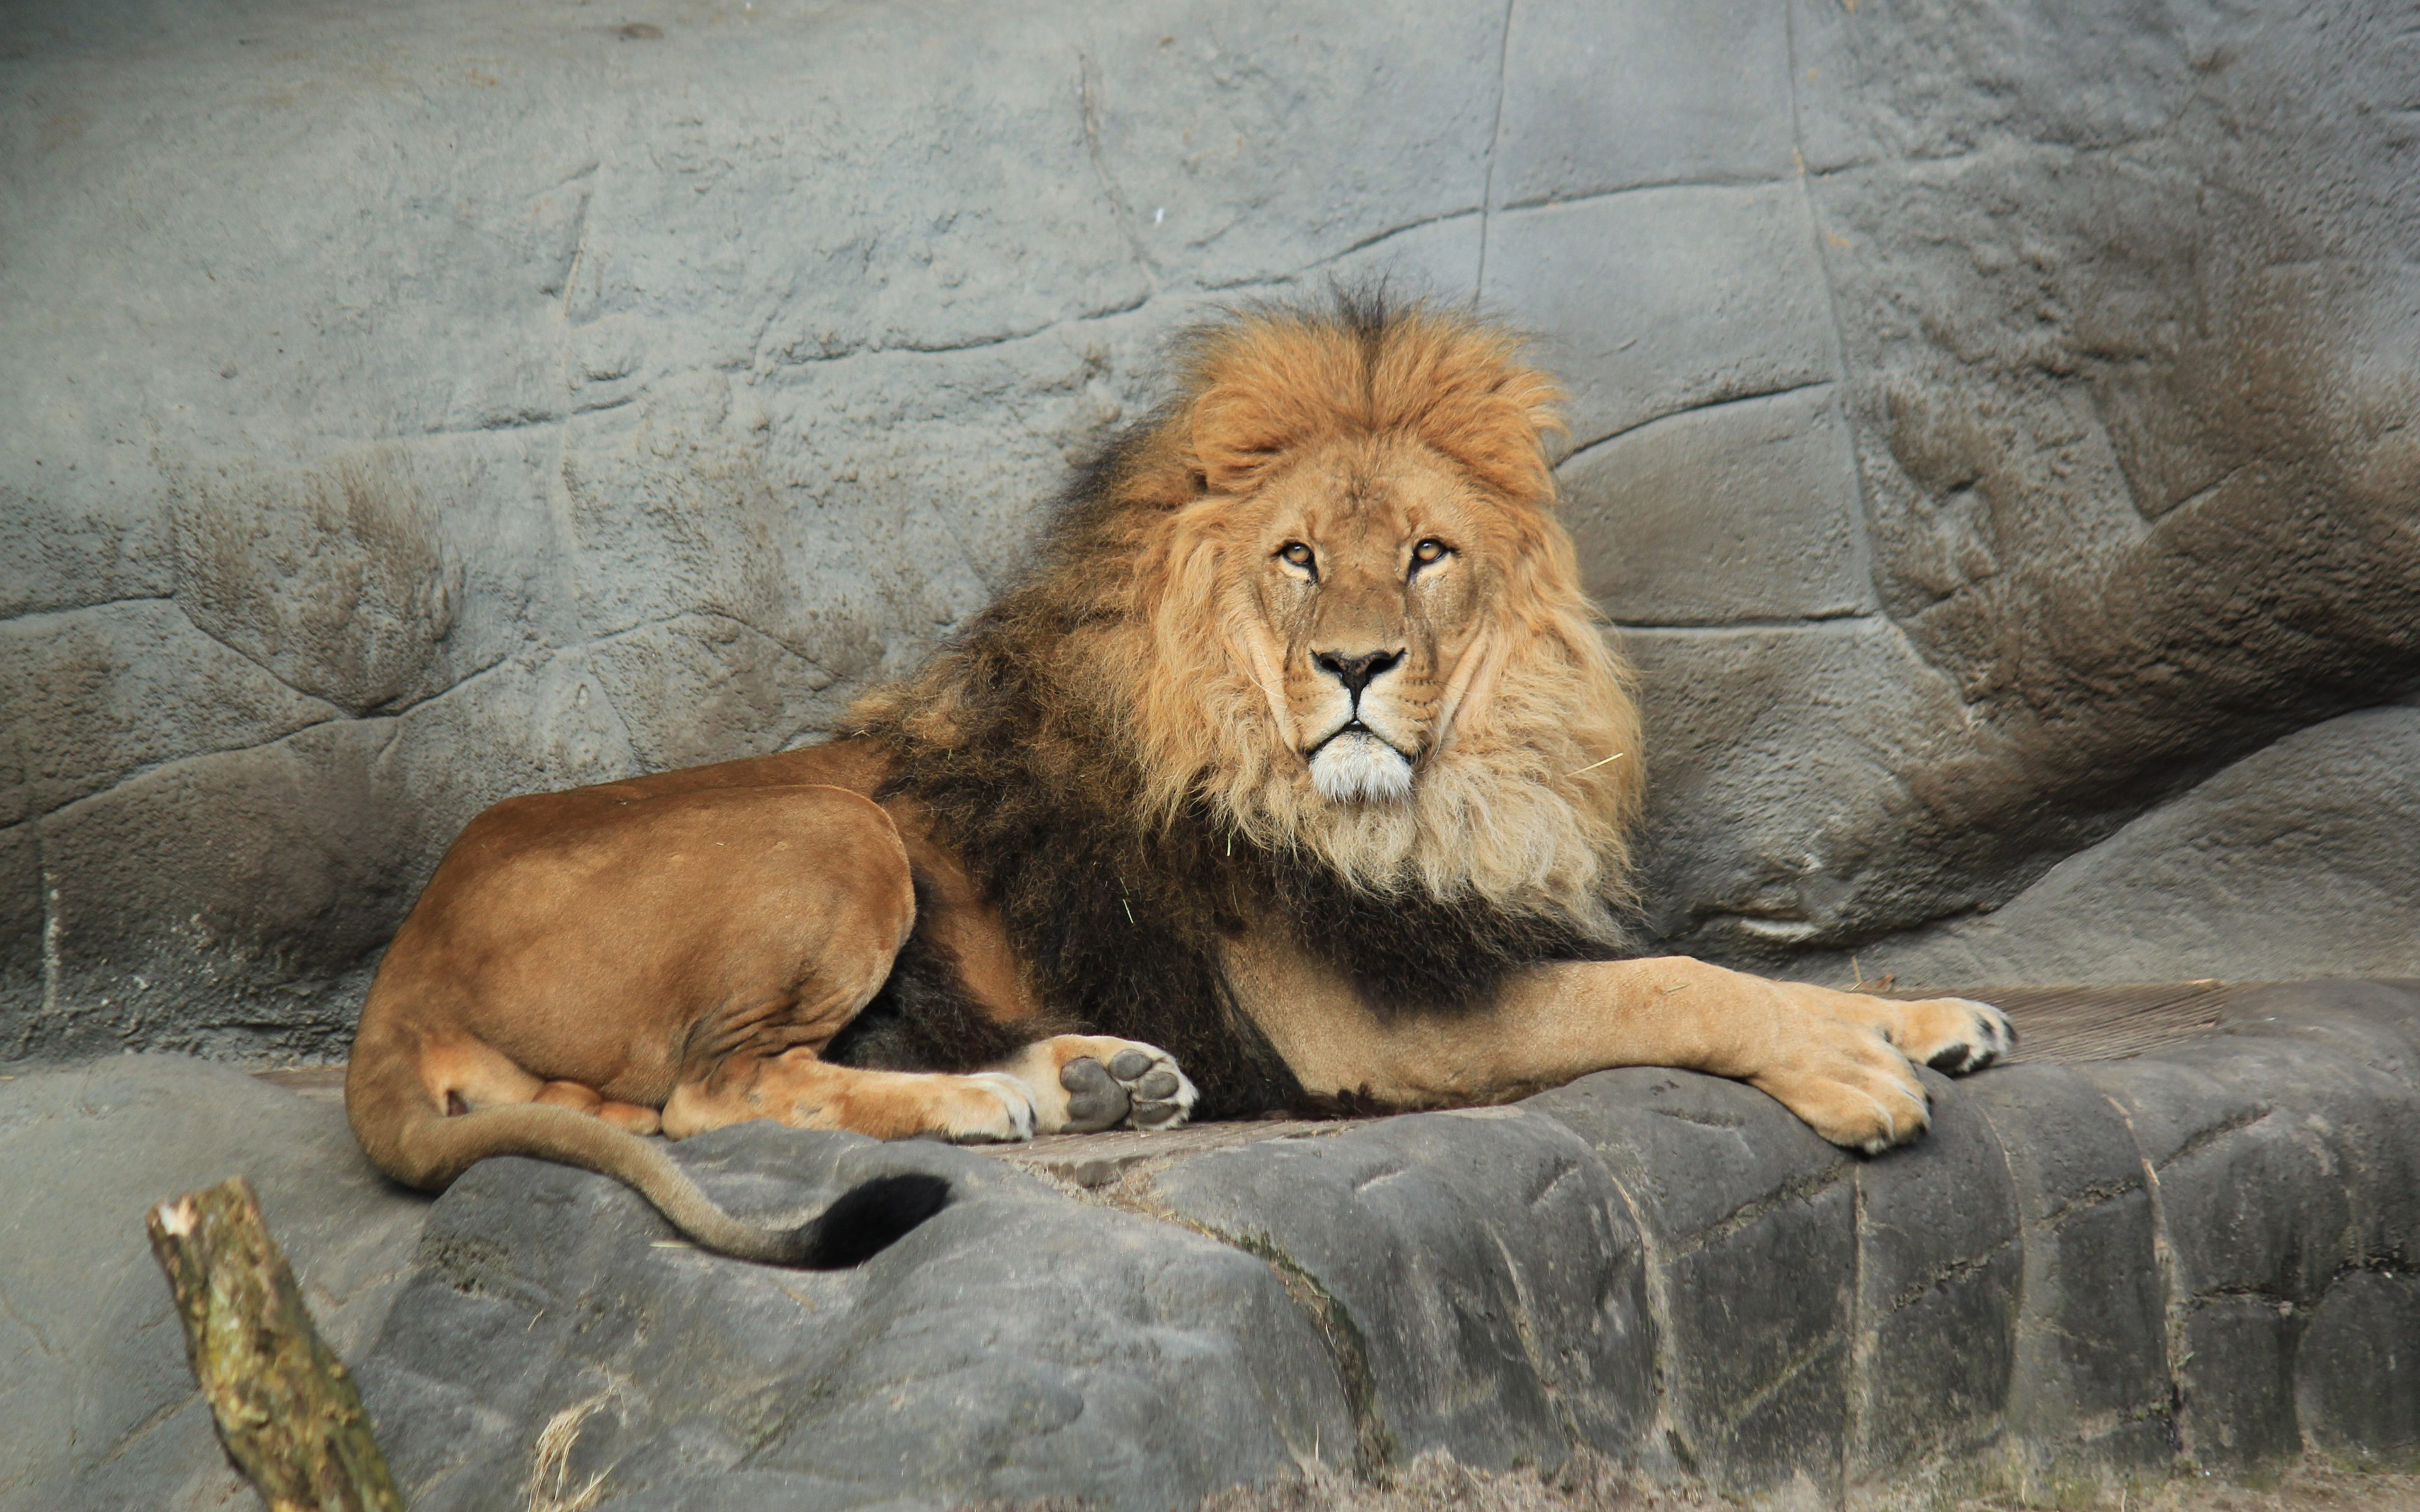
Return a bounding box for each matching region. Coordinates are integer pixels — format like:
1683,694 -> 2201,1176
1000,1036 -> 1200,1135
1748,1023 -> 1932,1155
1893,996 -> 2015,1074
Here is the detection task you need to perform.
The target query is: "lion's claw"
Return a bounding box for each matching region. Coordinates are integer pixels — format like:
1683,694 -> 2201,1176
1754,986 -> 2012,1154
1902,997 -> 2015,1075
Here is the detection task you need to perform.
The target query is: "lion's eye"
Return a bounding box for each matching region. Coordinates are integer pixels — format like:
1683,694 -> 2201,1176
1278,542 -> 1317,575
1410,538 -> 1450,573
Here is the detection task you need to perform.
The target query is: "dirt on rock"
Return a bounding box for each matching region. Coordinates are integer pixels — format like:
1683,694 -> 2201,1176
1167,1453 -> 2420,1512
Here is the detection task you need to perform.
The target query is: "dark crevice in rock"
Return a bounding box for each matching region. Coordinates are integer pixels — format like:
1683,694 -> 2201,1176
1880,1237 -> 2019,1319
1077,50 -> 1156,280
1327,207 -> 1484,265
1724,1332 -> 1847,1435
2098,1089 -> 2198,1469
2030,1176 -> 2148,1234
1207,1223 -> 1397,1479
1554,379 -> 1837,467
1472,0 -> 1517,292
1669,1163 -> 1853,1259
2153,1106 -> 2274,1174
0,593 -> 176,630
1611,611 -> 1884,634
1844,1161 -> 1873,1497
1485,1225 -> 1587,1452
159,597 -> 353,718
1495,174 -> 1795,216
1596,1163 -> 1686,1476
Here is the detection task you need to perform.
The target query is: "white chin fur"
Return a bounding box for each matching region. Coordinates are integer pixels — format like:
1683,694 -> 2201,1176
1308,731 -> 1415,803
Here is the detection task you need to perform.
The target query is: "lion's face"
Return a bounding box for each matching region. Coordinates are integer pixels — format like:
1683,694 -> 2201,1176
1103,306 -> 1646,921
1247,435 -> 1491,805
860,304 -> 1646,927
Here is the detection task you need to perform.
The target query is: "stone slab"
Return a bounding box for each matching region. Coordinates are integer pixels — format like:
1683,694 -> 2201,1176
1833,708 -> 2420,988
357,1125 -> 1351,1512
1151,1106 -> 1658,1475
1490,0 -> 1797,209
1972,1063 -> 2175,1487
1620,617 -> 1971,951
1481,184 -> 1840,453
1560,384 -> 1876,626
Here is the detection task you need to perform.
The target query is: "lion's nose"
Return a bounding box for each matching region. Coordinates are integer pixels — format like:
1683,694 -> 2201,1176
1312,649 -> 1404,701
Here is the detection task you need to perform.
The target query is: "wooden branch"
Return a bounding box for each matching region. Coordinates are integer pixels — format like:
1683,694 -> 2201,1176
146,1177 -> 405,1512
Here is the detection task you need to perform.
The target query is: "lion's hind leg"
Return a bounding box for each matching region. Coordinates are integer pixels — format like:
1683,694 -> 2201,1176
662,1053 -> 1039,1144
991,1036 -> 1200,1135
533,1078 -> 663,1135
410,1038 -> 664,1134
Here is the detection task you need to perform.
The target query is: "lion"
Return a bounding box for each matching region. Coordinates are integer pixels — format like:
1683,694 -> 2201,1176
345,295 -> 2012,1264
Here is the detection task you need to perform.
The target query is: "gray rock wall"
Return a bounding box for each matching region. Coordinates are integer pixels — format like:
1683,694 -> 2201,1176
4,0 -> 2416,1062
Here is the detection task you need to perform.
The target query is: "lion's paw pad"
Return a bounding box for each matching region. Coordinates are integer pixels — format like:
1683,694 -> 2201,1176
1059,1044 -> 1198,1133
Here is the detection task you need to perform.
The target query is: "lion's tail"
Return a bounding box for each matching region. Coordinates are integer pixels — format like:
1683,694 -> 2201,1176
348,1056 -> 948,1269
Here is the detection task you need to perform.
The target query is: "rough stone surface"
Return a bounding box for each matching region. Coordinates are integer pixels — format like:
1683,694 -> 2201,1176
1968,1065 -> 2174,1486
1810,707 -> 2420,989
1739,0 -> 2420,963
6,983 -> 2420,1509
0,1057 -> 429,1512
5,0 -> 2419,1060
1151,1108 -> 1658,1475
1523,1068 -> 1861,1495
2297,1270 -> 2420,1467
1848,1072 -> 2022,1485
1560,385 -> 1875,626
361,1129 -> 1351,1512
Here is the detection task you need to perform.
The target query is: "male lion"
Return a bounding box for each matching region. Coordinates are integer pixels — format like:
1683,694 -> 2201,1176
346,297 -> 2012,1264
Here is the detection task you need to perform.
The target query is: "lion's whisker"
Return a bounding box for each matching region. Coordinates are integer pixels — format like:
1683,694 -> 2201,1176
1567,751 -> 1627,776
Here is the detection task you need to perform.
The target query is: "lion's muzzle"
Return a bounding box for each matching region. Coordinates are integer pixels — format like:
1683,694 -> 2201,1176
1300,645 -> 1421,803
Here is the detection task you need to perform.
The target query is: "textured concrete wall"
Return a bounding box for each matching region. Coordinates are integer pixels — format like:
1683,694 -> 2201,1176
4,0 -> 2416,1063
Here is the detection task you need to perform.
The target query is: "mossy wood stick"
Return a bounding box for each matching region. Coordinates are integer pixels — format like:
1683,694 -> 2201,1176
146,1176 -> 405,1512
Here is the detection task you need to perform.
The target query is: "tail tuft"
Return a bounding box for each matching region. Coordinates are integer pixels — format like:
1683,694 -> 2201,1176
781,1173 -> 952,1269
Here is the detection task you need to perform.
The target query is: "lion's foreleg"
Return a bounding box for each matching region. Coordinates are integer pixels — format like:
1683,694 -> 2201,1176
1236,947 -> 2008,1152
1466,958 -> 2012,1152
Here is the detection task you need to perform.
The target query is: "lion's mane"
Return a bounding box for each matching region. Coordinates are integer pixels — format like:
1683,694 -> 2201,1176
843,295 -> 1646,1116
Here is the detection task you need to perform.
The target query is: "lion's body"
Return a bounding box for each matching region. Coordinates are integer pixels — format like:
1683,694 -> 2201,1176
347,298 -> 2010,1262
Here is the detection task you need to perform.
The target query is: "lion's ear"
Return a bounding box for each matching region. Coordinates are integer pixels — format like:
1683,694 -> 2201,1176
1190,382 -> 1294,494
